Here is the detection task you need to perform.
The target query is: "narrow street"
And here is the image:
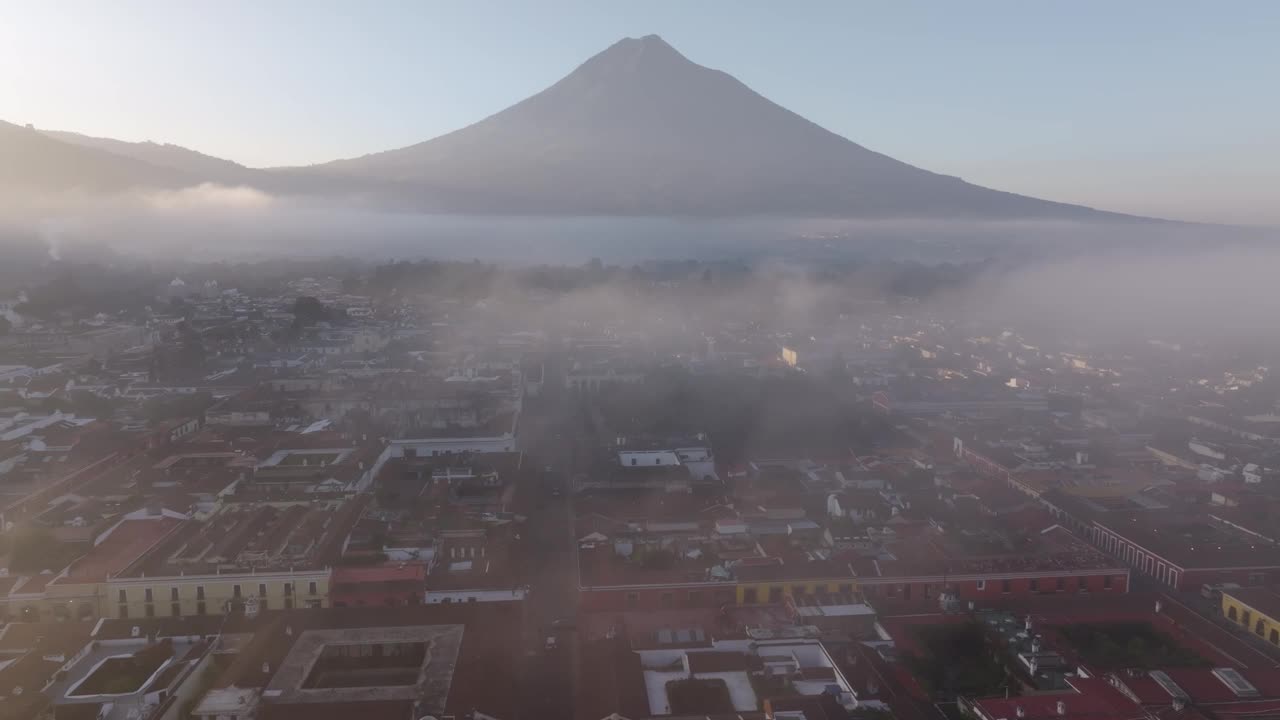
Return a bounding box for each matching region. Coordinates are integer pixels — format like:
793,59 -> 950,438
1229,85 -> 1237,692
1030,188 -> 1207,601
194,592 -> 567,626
515,350 -> 585,719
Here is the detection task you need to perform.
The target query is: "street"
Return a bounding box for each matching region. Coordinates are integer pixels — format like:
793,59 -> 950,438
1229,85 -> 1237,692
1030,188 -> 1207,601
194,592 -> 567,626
514,350 -> 585,719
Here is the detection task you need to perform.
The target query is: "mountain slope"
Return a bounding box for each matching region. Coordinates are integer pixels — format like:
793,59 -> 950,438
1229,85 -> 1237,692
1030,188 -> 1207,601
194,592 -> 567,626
44,130 -> 252,183
0,120 -> 195,193
300,35 -> 1127,219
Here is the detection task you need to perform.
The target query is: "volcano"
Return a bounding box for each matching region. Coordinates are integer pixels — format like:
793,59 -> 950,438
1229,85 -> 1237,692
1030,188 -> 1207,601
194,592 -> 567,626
294,35 -> 1127,219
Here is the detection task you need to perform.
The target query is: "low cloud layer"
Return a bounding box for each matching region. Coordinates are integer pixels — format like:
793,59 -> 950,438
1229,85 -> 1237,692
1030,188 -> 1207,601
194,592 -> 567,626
141,183 -> 276,213
1,183 -> 1278,350
947,247 -> 1280,345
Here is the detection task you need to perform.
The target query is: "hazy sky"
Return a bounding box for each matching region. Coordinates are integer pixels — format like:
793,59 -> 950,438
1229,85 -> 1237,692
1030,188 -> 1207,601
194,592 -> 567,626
2,1 -> 1277,225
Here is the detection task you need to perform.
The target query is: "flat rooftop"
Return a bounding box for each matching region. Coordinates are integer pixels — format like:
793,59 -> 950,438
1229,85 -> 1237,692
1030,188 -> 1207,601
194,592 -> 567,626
878,525 -> 1121,578
1098,516 -> 1280,570
266,625 -> 463,711
119,498 -> 365,577
54,517 -> 182,584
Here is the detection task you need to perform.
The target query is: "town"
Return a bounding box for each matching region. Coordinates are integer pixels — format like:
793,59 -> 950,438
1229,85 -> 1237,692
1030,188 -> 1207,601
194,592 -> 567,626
0,256 -> 1278,720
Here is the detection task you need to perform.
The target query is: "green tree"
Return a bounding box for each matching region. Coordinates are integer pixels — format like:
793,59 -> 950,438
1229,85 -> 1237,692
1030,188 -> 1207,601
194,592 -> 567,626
7,528 -> 84,573
291,296 -> 332,327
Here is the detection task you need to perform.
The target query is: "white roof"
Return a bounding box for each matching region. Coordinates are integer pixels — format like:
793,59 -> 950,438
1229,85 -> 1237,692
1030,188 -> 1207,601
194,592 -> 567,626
194,686 -> 260,714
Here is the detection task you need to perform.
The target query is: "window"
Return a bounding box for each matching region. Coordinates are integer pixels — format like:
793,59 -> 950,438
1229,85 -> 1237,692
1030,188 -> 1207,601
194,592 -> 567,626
144,588 -> 154,602
769,586 -> 783,603
145,604 -> 155,618
1249,572 -> 1266,585
196,585 -> 206,600
976,579 -> 986,591
308,581 -> 318,595
118,589 -> 128,603
688,590 -> 703,605
744,588 -> 758,604
1256,620 -> 1266,636
170,587 -> 180,602
903,584 -> 912,601
1002,579 -> 1012,594
1056,577 -> 1065,592
924,584 -> 934,600
283,583 -> 293,597
660,592 -> 674,608
197,601 -> 207,615
305,599 -> 322,609
1031,578 -> 1040,592
233,584 -> 242,598
791,585 -> 805,598
838,584 -> 853,594
1103,575 -> 1113,590
626,593 -> 639,609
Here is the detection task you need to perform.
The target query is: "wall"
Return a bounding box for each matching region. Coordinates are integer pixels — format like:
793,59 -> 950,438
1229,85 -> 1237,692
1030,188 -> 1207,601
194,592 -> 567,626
1221,592 -> 1280,647
580,570 -> 1129,612
33,579 -> 103,622
105,570 -> 330,619
736,579 -> 855,605
389,437 -> 515,456
860,571 -> 1129,610
580,583 -> 737,612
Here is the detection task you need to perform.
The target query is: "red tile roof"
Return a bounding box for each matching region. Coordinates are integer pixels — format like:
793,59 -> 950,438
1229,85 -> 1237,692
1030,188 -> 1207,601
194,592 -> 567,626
687,650 -> 750,673
331,564 -> 427,584
54,517 -> 181,583
972,678 -> 1143,720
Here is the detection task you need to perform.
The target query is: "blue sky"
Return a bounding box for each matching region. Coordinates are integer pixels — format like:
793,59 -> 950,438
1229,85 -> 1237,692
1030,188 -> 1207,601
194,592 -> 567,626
2,1 -> 1277,224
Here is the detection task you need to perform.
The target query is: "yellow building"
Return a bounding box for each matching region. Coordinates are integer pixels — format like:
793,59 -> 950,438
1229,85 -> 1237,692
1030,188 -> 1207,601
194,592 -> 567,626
736,578 -> 856,605
105,569 -> 331,619
1221,587 -> 1280,647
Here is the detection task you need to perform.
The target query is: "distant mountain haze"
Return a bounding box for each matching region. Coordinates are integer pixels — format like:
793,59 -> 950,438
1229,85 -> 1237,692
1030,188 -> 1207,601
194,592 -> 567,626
2,35 -> 1143,220
0,119 -> 194,192
44,129 -> 252,182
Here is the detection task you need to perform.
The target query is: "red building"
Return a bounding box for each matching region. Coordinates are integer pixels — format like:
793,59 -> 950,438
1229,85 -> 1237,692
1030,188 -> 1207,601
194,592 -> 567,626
577,525 -> 1129,613
330,564 -> 426,608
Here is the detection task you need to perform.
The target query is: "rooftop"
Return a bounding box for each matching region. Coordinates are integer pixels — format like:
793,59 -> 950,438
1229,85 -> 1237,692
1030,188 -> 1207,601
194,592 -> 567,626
969,677 -> 1140,720
1097,516 -> 1280,570
108,603 -> 523,720
118,498 -> 366,578
54,516 -> 182,584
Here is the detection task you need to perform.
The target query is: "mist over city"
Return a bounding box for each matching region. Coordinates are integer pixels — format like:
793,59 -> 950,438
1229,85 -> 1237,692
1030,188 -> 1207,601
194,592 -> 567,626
1,4 -> 1279,720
